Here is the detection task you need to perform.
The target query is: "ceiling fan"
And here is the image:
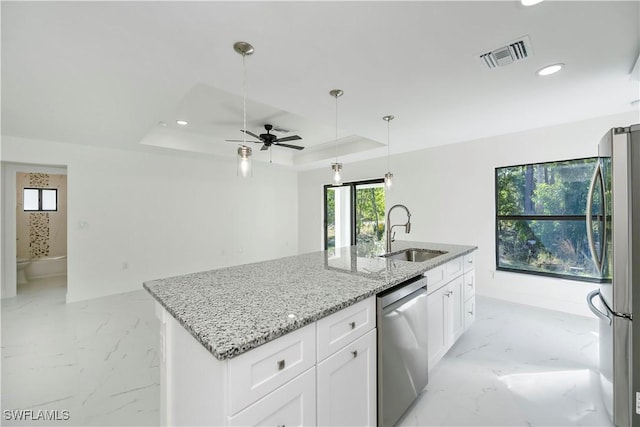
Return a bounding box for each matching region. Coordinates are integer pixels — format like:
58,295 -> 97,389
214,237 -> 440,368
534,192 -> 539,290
226,124 -> 304,151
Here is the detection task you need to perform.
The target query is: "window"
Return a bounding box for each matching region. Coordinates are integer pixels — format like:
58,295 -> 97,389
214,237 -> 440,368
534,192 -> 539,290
324,179 -> 386,252
23,188 -> 58,211
495,157 -> 605,282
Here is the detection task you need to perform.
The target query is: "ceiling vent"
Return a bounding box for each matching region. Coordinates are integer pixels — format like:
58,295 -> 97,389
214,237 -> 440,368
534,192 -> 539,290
479,36 -> 533,70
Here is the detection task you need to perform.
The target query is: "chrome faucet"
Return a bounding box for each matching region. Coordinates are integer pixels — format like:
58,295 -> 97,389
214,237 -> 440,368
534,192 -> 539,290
385,204 -> 412,253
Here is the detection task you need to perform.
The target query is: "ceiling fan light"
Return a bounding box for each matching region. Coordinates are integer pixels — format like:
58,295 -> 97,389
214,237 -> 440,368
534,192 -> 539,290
237,146 -> 252,177
521,0 -> 544,6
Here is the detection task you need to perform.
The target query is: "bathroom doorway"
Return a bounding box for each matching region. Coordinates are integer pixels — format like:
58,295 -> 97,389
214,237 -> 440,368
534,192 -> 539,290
1,163 -> 68,298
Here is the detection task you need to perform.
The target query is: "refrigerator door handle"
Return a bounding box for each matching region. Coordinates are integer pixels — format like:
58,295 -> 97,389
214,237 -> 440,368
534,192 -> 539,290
586,162 -> 606,273
586,289 -> 612,325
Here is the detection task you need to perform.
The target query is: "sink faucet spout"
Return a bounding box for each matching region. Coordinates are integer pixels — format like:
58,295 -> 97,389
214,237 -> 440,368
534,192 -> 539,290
385,204 -> 412,253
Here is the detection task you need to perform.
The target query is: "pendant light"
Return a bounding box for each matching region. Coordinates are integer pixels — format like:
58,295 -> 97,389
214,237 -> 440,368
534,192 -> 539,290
234,41 -> 254,177
330,89 -> 344,185
383,115 -> 394,189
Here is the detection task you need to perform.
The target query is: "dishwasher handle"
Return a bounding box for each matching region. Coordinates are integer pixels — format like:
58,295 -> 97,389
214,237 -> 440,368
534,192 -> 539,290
382,287 -> 427,315
378,276 -> 427,309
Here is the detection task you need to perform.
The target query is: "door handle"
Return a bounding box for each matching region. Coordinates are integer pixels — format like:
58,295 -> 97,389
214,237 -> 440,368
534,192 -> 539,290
586,289 -> 611,325
586,163 -> 606,274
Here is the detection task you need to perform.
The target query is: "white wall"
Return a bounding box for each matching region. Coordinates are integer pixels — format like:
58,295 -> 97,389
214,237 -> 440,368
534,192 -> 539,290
298,111 -> 639,317
2,136 -> 298,302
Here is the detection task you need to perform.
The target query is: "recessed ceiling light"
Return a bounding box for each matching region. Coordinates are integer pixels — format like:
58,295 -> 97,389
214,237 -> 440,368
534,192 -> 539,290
176,120 -> 188,126
537,63 -> 564,76
521,0 -> 544,6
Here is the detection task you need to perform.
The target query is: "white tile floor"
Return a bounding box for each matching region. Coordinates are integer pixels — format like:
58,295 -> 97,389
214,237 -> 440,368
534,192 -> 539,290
1,277 -> 612,426
398,296 -> 612,427
1,277 -> 160,426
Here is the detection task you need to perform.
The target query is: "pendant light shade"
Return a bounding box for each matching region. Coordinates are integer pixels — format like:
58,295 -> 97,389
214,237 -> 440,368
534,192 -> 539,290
330,89 -> 344,185
383,115 -> 394,189
332,163 -> 343,185
234,41 -> 254,178
237,145 -> 252,177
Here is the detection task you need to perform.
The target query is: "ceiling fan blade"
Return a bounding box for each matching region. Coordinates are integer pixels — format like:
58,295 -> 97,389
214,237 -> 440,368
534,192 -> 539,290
225,139 -> 260,144
274,142 -> 305,150
241,129 -> 262,140
260,144 -> 269,151
274,135 -> 302,143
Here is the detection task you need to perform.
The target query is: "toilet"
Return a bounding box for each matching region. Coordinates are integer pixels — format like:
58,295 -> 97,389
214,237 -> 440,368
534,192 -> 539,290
17,259 -> 30,284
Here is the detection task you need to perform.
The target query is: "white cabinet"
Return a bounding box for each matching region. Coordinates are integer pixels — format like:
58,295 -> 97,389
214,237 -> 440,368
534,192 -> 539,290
427,251 -> 475,369
427,274 -> 463,368
463,252 -> 476,330
228,367 -> 316,427
316,297 -> 375,361
317,330 -> 376,426
228,323 -> 316,414
158,296 -> 376,426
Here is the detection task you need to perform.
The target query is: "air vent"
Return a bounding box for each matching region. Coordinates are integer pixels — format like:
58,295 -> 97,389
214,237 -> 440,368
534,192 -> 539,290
479,36 -> 533,70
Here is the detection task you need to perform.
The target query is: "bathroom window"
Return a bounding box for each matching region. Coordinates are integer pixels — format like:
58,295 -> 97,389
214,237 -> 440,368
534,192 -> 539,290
23,188 -> 57,212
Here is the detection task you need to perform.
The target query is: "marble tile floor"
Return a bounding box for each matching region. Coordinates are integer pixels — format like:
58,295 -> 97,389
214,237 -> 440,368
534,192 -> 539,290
1,277 -> 160,426
398,296 -> 612,427
1,278 -> 612,426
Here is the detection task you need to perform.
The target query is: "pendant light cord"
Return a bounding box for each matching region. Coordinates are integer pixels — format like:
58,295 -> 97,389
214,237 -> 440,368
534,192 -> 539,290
334,94 -> 338,163
242,53 -> 247,146
387,119 -> 390,170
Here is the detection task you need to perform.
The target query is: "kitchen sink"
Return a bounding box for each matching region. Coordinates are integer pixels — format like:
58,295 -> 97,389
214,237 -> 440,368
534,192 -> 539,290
380,248 -> 448,262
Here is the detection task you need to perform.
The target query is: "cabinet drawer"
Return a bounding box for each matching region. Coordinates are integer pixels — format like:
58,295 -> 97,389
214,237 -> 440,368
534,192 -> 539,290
463,252 -> 475,273
463,270 -> 475,300
464,298 -> 476,330
424,265 -> 446,294
228,323 -> 316,415
228,367 -> 316,426
317,296 -> 375,361
446,256 -> 464,280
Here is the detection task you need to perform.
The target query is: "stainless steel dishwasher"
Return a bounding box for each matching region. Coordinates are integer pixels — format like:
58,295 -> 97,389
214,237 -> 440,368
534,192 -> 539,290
377,275 -> 429,426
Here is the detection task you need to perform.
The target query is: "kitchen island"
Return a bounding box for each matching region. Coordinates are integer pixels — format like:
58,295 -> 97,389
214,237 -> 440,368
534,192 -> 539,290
144,241 -> 476,426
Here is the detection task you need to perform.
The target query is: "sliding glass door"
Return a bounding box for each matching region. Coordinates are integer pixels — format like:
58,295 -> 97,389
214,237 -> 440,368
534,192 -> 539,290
324,179 -> 385,251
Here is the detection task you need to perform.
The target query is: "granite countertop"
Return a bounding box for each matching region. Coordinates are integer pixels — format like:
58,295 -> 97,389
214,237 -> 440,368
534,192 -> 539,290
143,240 -> 476,360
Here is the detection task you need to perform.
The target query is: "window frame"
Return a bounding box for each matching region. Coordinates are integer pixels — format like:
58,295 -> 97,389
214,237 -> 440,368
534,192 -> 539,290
323,178 -> 385,250
23,187 -> 58,212
494,156 -> 606,283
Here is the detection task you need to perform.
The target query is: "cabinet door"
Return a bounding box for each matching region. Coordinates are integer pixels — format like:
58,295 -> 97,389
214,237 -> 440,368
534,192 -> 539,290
463,270 -> 475,301
450,276 -> 465,342
228,367 -> 316,427
427,284 -> 448,369
464,298 -> 476,330
317,330 -> 377,426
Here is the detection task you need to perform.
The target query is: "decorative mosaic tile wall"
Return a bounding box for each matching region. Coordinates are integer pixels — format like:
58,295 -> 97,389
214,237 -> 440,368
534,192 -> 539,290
28,173 -> 51,258
16,172 -> 67,260
28,213 -> 50,258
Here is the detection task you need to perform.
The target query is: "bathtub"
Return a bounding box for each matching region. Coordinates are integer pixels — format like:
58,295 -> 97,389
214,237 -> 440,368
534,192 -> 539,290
25,255 -> 67,281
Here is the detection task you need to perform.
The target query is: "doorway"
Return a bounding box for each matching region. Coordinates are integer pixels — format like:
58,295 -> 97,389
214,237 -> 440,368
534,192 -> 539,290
323,178 -> 386,251
1,163 -> 68,299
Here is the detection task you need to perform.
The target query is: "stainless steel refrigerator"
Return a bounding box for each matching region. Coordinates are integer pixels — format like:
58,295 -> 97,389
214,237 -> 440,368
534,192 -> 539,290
586,124 -> 639,427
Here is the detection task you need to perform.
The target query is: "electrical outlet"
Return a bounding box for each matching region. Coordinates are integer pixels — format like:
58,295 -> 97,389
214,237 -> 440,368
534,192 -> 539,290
122,261 -> 129,270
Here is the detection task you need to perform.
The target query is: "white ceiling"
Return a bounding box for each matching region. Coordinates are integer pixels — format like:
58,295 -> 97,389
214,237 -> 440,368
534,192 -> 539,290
2,1 -> 639,169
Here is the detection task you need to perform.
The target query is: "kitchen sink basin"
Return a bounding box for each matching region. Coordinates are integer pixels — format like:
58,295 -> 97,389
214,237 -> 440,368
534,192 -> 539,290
380,248 -> 448,262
